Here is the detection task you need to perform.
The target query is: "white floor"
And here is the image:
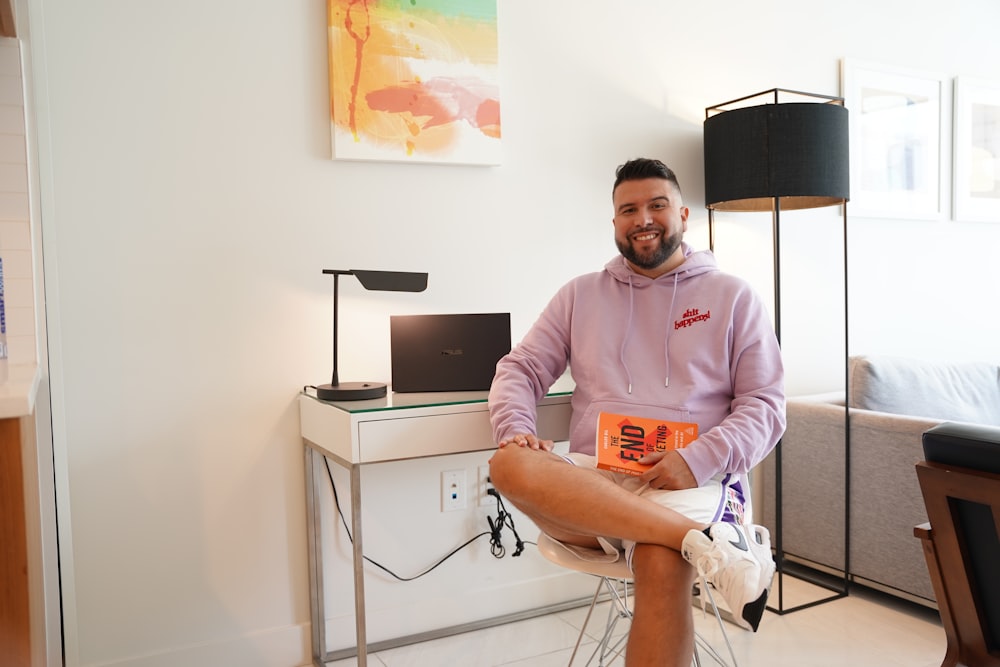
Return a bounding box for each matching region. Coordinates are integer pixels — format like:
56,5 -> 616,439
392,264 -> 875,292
322,574 -> 948,666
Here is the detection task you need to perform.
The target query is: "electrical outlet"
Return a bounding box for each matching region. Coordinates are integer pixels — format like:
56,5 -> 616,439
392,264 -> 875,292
441,469 -> 467,512
478,464 -> 494,507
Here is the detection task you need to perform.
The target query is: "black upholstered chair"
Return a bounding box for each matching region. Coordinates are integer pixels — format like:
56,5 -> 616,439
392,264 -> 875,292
914,422 -> 1000,667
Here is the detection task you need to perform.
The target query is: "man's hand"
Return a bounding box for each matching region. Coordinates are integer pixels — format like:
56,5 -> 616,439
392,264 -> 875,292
637,450 -> 697,490
497,433 -> 554,451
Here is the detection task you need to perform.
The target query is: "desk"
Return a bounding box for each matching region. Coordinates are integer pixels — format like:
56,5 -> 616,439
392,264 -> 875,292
299,388 -> 573,666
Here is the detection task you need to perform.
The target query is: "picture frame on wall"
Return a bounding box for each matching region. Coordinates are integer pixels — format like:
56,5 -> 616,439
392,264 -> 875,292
327,0 -> 502,166
841,59 -> 948,220
953,77 -> 1000,223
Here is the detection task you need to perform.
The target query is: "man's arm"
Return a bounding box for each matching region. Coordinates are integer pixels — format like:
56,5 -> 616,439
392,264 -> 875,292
488,292 -> 572,445
675,293 -> 786,486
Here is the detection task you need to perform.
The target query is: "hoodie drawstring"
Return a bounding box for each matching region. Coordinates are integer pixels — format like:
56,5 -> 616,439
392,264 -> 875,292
619,273 -> 636,394
664,273 -> 678,387
619,266 -> 679,392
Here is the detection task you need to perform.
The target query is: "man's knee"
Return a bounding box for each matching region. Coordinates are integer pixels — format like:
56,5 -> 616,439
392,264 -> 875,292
488,445 -> 526,497
488,445 -> 556,500
632,543 -> 694,594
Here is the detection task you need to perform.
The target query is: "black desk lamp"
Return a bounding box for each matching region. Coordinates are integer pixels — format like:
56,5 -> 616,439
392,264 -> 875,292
316,269 -> 428,401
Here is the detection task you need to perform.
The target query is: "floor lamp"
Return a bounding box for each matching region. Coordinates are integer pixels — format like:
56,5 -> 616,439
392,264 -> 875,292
703,88 -> 851,613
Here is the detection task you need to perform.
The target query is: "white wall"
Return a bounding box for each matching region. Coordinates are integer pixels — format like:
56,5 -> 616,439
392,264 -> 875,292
17,0 -> 1000,665
1,28 -> 60,667
0,38 -> 35,366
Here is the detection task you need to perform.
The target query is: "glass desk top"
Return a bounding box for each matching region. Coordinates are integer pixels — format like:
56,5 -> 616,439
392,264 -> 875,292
302,376 -> 574,414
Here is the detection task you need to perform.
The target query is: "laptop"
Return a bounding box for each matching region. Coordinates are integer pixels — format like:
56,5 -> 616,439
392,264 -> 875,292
390,313 -> 511,392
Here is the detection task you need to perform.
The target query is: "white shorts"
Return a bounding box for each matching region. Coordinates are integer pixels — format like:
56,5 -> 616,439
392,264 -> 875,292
550,452 -> 732,572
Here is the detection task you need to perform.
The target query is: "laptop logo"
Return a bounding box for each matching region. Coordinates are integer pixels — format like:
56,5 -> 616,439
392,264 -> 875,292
441,348 -> 464,356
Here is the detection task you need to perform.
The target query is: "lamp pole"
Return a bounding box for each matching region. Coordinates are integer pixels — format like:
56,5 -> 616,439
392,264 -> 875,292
331,270 -> 341,387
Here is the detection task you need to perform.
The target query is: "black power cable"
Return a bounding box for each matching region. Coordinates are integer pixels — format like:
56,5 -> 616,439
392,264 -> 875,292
323,457 -> 530,582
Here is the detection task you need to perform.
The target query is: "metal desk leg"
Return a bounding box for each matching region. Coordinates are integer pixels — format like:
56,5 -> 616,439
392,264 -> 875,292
305,446 -> 369,666
350,462 -> 368,666
304,446 -> 327,666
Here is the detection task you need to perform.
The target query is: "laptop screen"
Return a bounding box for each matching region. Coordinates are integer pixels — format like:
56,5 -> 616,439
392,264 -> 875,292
390,313 -> 511,392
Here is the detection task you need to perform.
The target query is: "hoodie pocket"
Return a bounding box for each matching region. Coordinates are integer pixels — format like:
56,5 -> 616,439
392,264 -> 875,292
571,399 -> 695,456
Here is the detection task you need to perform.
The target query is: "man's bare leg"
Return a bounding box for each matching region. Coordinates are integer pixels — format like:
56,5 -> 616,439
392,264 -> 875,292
492,443 -> 774,636
627,544 -> 696,667
488,445 -> 705,551
491,447 -> 701,665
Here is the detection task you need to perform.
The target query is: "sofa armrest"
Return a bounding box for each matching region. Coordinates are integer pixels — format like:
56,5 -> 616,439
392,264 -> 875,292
787,390 -> 845,405
761,396 -> 850,568
847,409 -> 943,600
761,396 -> 943,601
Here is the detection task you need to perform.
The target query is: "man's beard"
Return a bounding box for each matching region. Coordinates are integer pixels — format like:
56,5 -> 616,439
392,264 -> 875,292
617,229 -> 683,270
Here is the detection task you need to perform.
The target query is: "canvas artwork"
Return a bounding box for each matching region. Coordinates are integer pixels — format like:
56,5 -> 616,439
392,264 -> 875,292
328,0 -> 501,165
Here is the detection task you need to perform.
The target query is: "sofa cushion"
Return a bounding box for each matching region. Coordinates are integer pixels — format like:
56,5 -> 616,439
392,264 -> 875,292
849,355 -> 1000,426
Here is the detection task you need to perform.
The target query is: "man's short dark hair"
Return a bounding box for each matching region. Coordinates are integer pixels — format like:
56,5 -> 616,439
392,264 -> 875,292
612,158 -> 682,198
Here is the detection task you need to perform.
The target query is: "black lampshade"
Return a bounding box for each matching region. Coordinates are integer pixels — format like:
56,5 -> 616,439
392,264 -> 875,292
704,94 -> 849,212
333,269 -> 428,292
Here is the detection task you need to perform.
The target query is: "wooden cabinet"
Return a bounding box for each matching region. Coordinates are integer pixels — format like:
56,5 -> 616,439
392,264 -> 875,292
0,0 -> 15,37
1,416 -> 29,667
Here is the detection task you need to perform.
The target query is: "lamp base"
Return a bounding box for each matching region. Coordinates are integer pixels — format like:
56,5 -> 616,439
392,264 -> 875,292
315,381 -> 387,401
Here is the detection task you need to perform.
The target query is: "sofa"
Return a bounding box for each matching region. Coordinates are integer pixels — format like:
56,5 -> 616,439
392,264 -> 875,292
761,354 -> 1000,604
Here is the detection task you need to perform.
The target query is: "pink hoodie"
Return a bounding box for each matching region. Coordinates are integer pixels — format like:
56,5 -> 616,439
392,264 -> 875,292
488,243 -> 785,488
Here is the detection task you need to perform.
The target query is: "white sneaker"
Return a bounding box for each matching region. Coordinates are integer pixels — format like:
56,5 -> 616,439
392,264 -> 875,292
681,522 -> 775,631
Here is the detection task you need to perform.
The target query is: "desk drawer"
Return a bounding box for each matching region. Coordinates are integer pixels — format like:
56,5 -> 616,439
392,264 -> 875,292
357,401 -> 573,463
359,409 -> 494,462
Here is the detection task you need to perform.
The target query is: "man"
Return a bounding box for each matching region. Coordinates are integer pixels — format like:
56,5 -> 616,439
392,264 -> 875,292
488,158 -> 784,666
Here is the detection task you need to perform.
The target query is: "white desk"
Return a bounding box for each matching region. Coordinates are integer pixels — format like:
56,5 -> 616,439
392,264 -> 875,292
299,388 -> 573,666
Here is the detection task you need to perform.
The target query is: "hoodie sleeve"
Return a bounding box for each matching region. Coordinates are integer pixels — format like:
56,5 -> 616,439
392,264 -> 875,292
488,285 -> 573,444
677,288 -> 786,485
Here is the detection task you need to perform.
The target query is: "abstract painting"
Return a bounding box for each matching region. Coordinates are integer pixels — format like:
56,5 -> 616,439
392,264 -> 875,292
328,0 -> 501,165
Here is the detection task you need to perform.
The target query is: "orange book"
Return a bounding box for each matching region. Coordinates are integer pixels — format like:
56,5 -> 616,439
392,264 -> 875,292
595,412 -> 698,476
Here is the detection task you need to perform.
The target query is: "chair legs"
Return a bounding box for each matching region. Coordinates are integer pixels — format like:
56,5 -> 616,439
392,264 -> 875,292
567,576 -> 630,667
568,576 -> 739,667
694,583 -> 741,667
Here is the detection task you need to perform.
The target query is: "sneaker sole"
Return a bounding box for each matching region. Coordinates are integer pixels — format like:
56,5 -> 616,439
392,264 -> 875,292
741,587 -> 769,632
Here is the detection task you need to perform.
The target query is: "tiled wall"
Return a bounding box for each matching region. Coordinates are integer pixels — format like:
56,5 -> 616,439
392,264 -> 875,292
0,39 -> 34,366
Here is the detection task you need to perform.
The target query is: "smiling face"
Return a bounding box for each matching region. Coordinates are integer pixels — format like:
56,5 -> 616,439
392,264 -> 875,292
612,177 -> 689,278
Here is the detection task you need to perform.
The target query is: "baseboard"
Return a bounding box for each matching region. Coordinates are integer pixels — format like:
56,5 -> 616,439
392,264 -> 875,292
80,623 -> 310,667
322,568 -> 597,652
